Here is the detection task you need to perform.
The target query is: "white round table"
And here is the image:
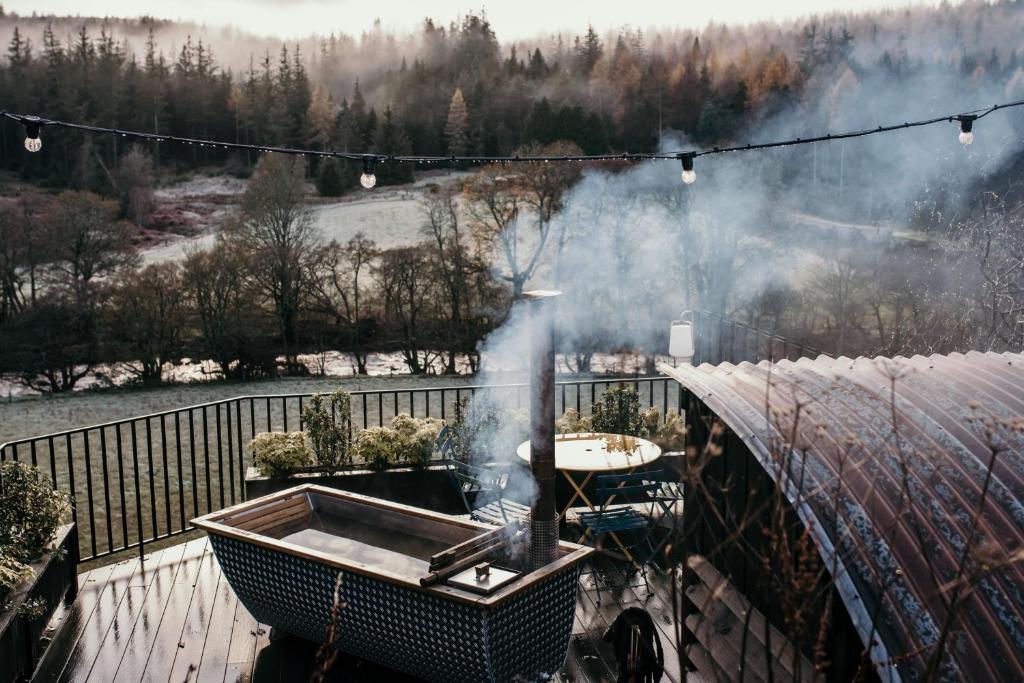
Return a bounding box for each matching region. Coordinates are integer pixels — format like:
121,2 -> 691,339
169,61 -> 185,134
516,432 -> 662,514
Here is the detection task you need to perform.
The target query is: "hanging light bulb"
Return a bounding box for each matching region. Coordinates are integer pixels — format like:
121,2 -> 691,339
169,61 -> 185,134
23,120 -> 42,153
957,115 -> 975,146
679,153 -> 696,184
360,156 -> 377,189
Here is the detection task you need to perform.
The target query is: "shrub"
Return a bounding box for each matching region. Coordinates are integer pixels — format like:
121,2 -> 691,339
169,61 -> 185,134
0,551 -> 32,600
556,409 -> 592,434
250,432 -> 313,478
354,427 -> 404,472
641,406 -> 661,436
450,397 -> 529,464
653,409 -> 687,452
302,390 -> 353,470
0,461 -> 71,564
590,387 -> 645,436
390,414 -> 445,467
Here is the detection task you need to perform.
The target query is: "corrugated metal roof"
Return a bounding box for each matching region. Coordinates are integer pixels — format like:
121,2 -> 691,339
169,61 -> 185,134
660,351 -> 1024,683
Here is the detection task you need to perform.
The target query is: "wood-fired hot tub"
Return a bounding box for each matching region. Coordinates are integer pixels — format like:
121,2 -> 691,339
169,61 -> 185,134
192,484 -> 591,682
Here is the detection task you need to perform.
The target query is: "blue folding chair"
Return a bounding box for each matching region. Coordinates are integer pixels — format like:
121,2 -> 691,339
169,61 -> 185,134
437,426 -> 530,526
578,470 -> 664,603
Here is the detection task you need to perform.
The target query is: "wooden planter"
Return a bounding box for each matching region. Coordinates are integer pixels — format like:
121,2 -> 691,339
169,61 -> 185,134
0,523 -> 78,683
244,464 -> 467,514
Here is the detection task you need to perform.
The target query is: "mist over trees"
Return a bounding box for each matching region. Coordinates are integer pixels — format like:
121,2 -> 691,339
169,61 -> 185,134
3,2 -> 1024,189
0,3 -> 1022,391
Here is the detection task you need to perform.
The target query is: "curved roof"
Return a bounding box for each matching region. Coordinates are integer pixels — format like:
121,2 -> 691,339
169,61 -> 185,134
660,351 -> 1024,683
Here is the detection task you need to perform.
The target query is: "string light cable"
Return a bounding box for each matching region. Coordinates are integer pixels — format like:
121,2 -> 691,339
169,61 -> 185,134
4,97 -> 1023,186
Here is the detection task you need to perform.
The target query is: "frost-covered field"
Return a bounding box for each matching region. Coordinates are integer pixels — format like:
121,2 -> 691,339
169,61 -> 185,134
141,170 -> 471,265
0,374 -> 477,446
0,350 -> 663,445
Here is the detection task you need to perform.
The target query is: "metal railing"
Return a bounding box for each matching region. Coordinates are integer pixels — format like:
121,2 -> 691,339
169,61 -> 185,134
690,310 -> 823,365
0,310 -> 819,565
0,376 -> 688,564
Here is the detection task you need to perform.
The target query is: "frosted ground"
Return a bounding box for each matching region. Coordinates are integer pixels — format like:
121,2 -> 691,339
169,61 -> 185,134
141,169 -> 472,264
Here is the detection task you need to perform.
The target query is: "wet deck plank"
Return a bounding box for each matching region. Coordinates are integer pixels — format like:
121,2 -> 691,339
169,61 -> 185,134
138,537 -> 212,682
81,547 -> 176,683
57,554 -> 145,683
166,541 -> 223,682
194,570 -> 241,683
110,541 -> 194,683
222,600 -> 261,682
35,539 -> 675,683
34,565 -> 116,682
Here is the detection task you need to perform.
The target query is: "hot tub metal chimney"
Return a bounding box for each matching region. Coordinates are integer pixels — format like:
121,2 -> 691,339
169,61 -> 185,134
524,289 -> 560,570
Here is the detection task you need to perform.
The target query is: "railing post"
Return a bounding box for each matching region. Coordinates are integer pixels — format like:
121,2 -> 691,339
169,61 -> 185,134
115,424 -> 128,550
236,400 -> 245,501
65,433 -> 77,533
130,422 -> 144,560
98,428 -> 113,555
145,419 -> 158,540
226,402 -> 236,505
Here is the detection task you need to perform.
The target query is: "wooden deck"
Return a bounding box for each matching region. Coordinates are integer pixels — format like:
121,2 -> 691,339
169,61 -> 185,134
32,537 -> 695,682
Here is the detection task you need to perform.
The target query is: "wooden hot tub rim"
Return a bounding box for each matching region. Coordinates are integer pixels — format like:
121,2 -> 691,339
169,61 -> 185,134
191,484 -> 592,608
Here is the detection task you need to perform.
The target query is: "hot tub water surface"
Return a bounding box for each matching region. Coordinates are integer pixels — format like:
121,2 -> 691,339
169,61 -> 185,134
279,510 -> 450,577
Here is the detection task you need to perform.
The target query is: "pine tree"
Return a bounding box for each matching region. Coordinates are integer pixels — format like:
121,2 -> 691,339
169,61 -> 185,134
443,87 -> 470,157
372,107 -> 413,185
581,112 -> 609,154
317,158 -> 349,196
349,80 -> 375,150
334,99 -> 356,151
525,98 -> 557,144
307,83 -> 334,150
527,48 -> 548,78
286,46 -> 311,147
575,24 -> 603,75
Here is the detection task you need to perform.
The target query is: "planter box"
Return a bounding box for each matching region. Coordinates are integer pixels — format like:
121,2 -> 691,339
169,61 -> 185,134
244,465 -> 467,514
0,523 -> 78,683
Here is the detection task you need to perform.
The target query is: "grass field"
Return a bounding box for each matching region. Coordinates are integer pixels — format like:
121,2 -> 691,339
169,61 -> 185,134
0,374 -> 474,446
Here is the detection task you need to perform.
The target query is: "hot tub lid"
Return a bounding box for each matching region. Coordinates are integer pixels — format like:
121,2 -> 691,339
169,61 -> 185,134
447,563 -> 521,595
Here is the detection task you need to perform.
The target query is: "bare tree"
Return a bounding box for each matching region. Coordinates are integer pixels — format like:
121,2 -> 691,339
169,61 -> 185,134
810,258 -> 865,355
422,189 -> 497,374
463,167 -> 525,293
950,188 -> 1024,350
463,142 -> 581,297
0,203 -> 28,322
224,154 -> 318,369
516,141 -> 582,284
310,233 -> 378,375
46,191 -> 137,306
376,244 -> 440,374
106,263 -> 188,386
183,241 -> 269,379
1,296 -> 97,393
113,145 -> 157,227
16,193 -> 49,308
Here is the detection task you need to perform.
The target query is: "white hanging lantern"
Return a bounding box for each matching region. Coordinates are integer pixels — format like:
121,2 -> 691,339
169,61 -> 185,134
669,319 -> 694,361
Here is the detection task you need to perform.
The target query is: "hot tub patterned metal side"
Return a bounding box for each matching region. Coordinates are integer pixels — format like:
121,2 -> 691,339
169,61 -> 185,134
208,533 -> 580,683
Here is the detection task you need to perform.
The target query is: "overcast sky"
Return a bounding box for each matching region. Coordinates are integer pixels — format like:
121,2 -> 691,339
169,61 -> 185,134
6,0 -> 944,39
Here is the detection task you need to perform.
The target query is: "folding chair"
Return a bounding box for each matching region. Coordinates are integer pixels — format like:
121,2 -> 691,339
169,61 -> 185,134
437,426 -> 530,526
578,470 -> 664,604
